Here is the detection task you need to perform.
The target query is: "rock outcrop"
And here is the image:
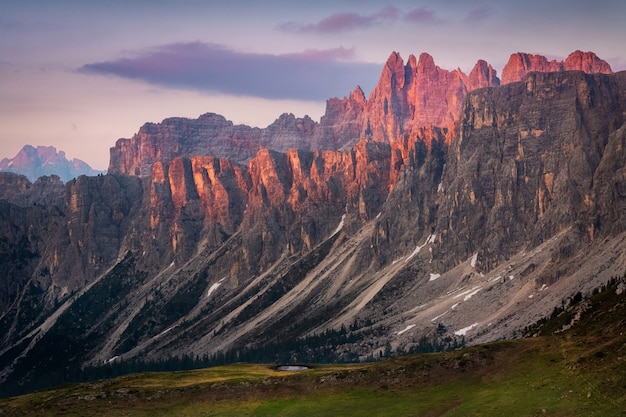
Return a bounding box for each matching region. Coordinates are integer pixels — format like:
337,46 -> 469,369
501,50 -> 612,84
108,113 -> 317,177
436,71 -> 626,272
109,52 -> 500,177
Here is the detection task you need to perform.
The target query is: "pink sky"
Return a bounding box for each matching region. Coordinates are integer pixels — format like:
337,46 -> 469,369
2,0 -> 625,170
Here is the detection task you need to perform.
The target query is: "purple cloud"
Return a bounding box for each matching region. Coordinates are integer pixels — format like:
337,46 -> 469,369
281,6 -> 400,33
79,43 -> 380,101
404,7 -> 437,24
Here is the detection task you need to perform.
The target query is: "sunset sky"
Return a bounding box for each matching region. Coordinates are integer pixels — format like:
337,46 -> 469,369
2,0 -> 625,170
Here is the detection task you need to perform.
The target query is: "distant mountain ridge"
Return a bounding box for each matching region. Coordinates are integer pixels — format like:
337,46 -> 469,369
0,145 -> 105,182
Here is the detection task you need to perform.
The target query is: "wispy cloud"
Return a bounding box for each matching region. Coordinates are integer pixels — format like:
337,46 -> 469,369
79,43 -> 381,101
404,7 -> 438,24
281,6 -> 401,33
280,6 -> 444,33
464,6 -> 492,23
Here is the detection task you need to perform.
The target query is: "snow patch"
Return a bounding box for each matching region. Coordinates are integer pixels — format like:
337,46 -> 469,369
207,278 -> 225,298
489,275 -> 502,283
462,287 -> 482,301
453,286 -> 481,300
437,182 -> 443,193
376,212 -> 382,219
451,303 -> 460,310
431,311 -> 448,322
405,234 -> 436,263
159,325 -> 177,336
455,322 -> 479,336
508,275 -> 514,280
397,324 -> 416,335
169,261 -> 175,268
106,356 -> 119,364
405,246 -> 422,263
446,286 -> 466,296
332,214 -> 346,236
528,294 -> 534,299
429,273 -> 441,281
470,253 -> 478,268
539,284 -> 548,291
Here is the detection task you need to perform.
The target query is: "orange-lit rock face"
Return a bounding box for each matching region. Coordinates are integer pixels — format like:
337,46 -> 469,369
191,155 -> 249,233
363,52 -> 500,144
501,51 -> 612,85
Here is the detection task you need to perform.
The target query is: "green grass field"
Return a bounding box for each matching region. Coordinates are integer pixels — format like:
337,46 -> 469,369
2,281 -> 625,416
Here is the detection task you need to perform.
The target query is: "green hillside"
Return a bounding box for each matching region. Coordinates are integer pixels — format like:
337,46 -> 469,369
1,278 -> 625,417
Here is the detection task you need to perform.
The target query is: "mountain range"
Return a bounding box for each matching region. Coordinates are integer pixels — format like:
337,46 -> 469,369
1,49 -> 625,396
0,145 -> 104,183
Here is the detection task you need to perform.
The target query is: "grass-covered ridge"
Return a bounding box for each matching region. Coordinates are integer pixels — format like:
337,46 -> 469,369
1,277 -> 625,416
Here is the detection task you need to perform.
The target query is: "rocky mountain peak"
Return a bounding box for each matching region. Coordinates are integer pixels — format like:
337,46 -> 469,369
350,85 -> 367,104
467,59 -> 500,91
0,145 -> 104,182
563,50 -> 613,74
501,50 -> 612,84
416,52 -> 436,74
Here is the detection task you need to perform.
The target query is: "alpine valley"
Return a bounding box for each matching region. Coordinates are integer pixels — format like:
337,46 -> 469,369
1,50 -> 625,396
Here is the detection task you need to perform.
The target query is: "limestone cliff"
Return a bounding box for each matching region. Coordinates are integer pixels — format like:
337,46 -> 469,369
501,50 -> 612,84
3,51 -> 626,397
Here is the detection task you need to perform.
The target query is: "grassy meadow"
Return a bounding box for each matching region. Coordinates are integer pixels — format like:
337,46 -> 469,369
1,280 -> 625,416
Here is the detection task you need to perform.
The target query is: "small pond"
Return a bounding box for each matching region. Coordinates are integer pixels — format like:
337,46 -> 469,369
276,365 -> 309,371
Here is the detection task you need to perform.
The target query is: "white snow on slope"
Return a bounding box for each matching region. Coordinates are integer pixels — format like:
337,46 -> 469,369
431,311 -> 448,322
453,286 -> 482,300
470,253 -> 478,268
429,273 -> 441,281
462,287 -> 482,301
207,278 -> 225,297
397,324 -> 416,335
405,234 -> 436,263
455,322 -> 479,336
159,325 -> 177,337
332,214 -> 346,236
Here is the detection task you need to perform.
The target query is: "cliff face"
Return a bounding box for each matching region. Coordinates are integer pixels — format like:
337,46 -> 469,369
108,52 -> 500,177
435,71 -> 626,273
108,113 -> 317,177
316,52 -> 499,151
501,50 -> 612,84
108,50 -> 611,181
3,50 -> 626,396
143,140 -> 393,277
